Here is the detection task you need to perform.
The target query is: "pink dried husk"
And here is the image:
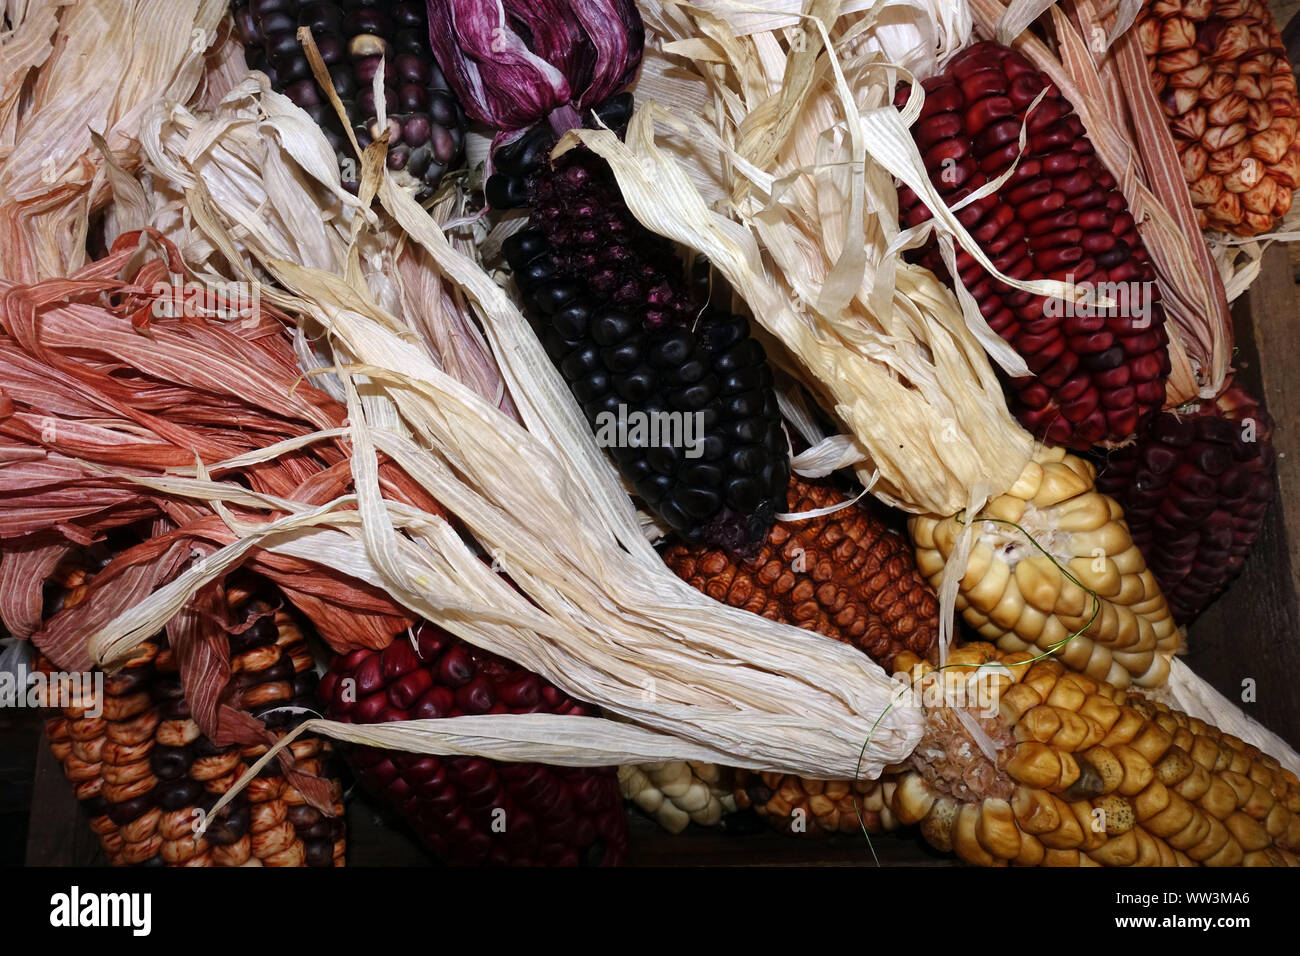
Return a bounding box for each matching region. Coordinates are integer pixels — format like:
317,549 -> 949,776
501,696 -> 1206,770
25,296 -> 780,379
425,0 -> 644,136
0,230 -> 428,655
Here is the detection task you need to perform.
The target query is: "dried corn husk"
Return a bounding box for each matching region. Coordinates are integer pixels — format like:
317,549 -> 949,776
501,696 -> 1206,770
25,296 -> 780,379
683,0 -> 972,78
0,0 -> 226,281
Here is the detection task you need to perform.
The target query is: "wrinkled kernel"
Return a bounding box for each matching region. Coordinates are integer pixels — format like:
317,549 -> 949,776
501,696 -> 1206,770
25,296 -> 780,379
665,477 -> 940,671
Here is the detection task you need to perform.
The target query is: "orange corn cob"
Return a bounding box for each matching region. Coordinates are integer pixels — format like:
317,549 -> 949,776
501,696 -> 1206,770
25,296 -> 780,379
664,475 -> 940,671
1137,0 -> 1300,235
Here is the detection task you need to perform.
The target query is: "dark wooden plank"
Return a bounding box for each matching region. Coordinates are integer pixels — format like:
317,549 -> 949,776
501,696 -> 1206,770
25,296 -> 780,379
343,787 -> 438,867
624,812 -> 953,866
1185,244 -> 1300,750
24,733 -> 104,867
0,711 -> 44,864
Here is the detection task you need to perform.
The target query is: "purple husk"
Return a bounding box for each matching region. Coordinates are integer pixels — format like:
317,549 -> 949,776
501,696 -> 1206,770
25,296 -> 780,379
426,0 -> 643,135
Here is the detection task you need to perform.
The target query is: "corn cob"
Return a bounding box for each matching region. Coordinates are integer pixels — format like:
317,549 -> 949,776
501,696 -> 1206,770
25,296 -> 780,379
320,622 -> 627,865
910,447 -> 1181,688
731,772 -> 900,837
1096,385 -> 1275,624
231,0 -> 466,198
501,141 -> 790,548
897,41 -> 1171,450
38,570 -> 345,867
1137,0 -> 1300,235
664,475 -> 939,669
882,644 -> 1300,866
618,763 -> 735,834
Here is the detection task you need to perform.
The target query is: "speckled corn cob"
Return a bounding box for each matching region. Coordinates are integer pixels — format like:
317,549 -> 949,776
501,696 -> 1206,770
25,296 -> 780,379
1137,0 -> 1300,235
39,573 -> 344,867
883,644 -> 1300,866
910,446 -> 1180,688
664,475 -> 940,671
618,763 -> 736,834
231,0 -> 466,198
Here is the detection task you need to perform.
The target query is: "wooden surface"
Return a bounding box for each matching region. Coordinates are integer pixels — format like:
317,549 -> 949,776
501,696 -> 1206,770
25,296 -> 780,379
1185,244 -> 1300,750
0,710 -> 43,864
24,737 -> 105,867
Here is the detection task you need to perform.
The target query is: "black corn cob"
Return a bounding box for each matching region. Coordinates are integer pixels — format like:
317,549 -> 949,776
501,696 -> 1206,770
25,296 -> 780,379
1096,385 -> 1275,624
231,0 -> 466,198
496,115 -> 790,549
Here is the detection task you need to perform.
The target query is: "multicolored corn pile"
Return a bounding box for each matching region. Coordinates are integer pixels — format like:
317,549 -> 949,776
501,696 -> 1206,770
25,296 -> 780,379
1137,0 -> 1300,235
897,41 -> 1171,449
1096,385 -> 1276,623
321,622 -> 627,865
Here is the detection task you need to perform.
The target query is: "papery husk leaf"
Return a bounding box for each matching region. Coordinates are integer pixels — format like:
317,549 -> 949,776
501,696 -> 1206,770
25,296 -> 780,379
0,0 -> 225,281
567,102 -> 1032,515
683,0 -> 972,80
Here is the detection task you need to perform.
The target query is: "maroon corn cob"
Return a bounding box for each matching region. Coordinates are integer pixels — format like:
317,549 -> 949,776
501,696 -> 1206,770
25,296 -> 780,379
320,622 -> 627,865
1096,385 -> 1275,623
896,42 -> 1172,450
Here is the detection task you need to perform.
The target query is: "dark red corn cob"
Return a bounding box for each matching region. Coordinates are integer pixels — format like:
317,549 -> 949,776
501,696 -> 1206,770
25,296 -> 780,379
896,42 -> 1172,450
231,0 -> 466,198
320,622 -> 627,865
1096,385 -> 1275,624
499,134 -> 790,549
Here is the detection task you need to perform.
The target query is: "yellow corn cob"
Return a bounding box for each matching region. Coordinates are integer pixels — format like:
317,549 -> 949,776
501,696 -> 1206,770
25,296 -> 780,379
1137,0 -> 1300,235
618,763 -> 736,833
881,644 -> 1300,866
909,447 -> 1181,688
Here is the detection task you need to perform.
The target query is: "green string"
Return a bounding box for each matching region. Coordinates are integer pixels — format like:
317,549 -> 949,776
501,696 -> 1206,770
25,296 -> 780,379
849,511 -> 1102,864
